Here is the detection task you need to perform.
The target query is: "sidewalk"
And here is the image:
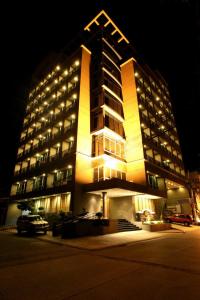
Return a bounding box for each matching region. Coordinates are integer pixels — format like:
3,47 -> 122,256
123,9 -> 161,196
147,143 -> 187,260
2,224 -> 200,250
37,224 -> 198,250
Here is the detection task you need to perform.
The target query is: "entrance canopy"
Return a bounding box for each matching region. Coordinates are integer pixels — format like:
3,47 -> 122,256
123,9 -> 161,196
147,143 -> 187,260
83,178 -> 166,199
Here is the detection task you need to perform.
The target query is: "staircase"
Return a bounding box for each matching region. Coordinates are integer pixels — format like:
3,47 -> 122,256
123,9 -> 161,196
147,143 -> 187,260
117,219 -> 142,232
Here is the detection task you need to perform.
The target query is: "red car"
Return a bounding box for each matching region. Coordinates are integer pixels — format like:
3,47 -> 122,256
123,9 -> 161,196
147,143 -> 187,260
165,214 -> 192,226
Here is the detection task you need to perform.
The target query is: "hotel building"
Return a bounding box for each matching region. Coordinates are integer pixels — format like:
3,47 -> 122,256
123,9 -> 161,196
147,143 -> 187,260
7,11 -> 191,225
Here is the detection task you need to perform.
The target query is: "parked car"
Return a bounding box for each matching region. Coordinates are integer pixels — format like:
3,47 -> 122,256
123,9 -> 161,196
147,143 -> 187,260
17,215 -> 49,235
164,214 -> 193,226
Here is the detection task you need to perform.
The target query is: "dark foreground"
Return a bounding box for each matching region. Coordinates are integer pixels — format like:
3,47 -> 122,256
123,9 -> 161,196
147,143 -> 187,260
0,228 -> 200,299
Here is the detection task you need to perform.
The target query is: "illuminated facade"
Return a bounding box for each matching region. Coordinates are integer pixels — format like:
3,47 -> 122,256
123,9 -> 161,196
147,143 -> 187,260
7,11 -> 191,224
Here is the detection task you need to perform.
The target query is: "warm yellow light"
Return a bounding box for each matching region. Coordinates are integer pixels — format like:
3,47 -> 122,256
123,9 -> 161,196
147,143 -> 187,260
41,117 -> 45,121
39,134 -> 42,138
59,122 -> 63,126
139,104 -> 142,108
136,87 -> 140,92
36,153 -> 40,157
54,169 -> 58,173
156,97 -> 160,101
75,60 -> 80,66
61,103 -> 65,107
44,101 -> 48,105
141,123 -> 144,127
53,94 -> 56,98
56,65 -> 60,71
57,143 -> 60,147
74,76 -> 78,82
73,94 -> 77,99
161,125 -> 165,129
33,177 -> 36,180
30,140 -> 33,143
42,173 -> 46,176
45,149 -> 49,152
135,72 -> 138,77
64,70 -> 68,76
158,110 -> 162,114
46,87 -> 50,91
69,136 -> 74,141
50,111 -> 54,114
48,74 -> 51,78
62,85 -> 67,91
54,79 -> 58,84
71,114 -> 76,119
48,129 -> 51,132
68,165 -> 72,169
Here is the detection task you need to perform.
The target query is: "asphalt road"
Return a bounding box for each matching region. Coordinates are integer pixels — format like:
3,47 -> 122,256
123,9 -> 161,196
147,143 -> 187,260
1,229 -> 200,299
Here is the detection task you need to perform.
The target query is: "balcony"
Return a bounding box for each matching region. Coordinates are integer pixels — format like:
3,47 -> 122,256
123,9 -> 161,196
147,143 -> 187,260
17,122 -> 76,162
14,149 -> 73,180
20,101 -> 77,145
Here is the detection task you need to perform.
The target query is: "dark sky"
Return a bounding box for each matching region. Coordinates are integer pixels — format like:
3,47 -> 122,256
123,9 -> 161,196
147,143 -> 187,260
0,0 -> 199,195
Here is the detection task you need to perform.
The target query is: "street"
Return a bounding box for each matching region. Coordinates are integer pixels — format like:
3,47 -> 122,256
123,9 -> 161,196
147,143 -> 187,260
1,228 -> 200,299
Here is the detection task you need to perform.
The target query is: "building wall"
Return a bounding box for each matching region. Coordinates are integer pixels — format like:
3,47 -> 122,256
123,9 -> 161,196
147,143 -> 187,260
167,187 -> 191,214
6,202 -> 21,225
121,58 -> 146,185
109,196 -> 134,222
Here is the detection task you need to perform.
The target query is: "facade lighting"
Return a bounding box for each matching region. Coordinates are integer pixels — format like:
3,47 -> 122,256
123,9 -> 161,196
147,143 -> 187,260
45,149 -> 49,152
73,94 -> 77,99
57,143 -> 60,147
68,165 -> 72,169
61,103 -> 65,107
54,79 -> 58,84
136,87 -> 140,92
74,76 -> 78,82
48,129 -> 51,132
46,87 -> 50,91
53,94 -> 56,98
75,60 -> 80,66
69,136 -> 74,141
62,85 -> 67,91
64,70 -> 68,75
42,173 -> 46,176
156,97 -> 160,101
135,72 -> 138,77
44,101 -> 48,105
50,111 -> 54,115
59,122 -> 63,126
56,65 -> 60,71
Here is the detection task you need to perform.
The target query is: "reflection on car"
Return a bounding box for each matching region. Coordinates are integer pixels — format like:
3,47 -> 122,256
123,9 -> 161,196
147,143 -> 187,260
17,215 -> 49,235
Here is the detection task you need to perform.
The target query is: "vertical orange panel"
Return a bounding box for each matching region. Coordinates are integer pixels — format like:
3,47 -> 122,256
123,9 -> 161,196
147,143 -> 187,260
121,58 -> 146,185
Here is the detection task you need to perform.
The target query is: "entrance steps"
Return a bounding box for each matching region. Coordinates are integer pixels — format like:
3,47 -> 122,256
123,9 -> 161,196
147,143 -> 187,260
117,219 -> 142,232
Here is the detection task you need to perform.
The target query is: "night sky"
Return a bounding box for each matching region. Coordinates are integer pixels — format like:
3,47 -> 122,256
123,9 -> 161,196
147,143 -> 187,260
0,0 -> 199,195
